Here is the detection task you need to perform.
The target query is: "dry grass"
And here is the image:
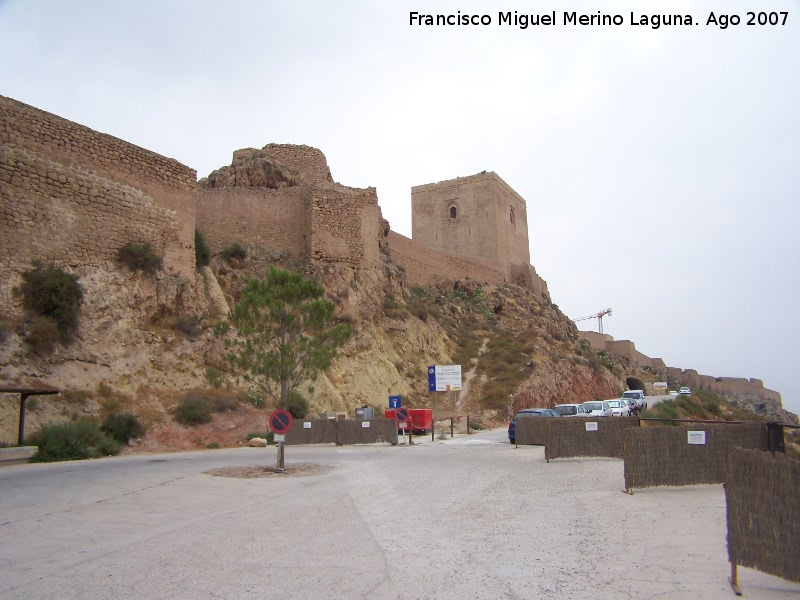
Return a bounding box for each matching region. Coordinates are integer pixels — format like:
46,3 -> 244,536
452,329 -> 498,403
133,405 -> 268,452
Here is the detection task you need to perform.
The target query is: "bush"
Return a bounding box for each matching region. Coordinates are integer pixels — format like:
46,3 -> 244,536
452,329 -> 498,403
172,314 -> 201,338
25,315 -> 60,353
195,228 -> 211,268
205,367 -> 222,388
118,242 -> 162,275
286,391 -> 309,419
29,420 -> 120,462
642,402 -> 681,422
221,242 -> 247,262
175,392 -> 213,426
246,387 -> 266,408
101,412 -> 145,444
209,392 -> 239,413
18,263 -> 83,341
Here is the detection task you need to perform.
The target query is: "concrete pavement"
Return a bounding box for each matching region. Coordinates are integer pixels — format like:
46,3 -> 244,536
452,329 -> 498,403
1,431 -> 798,599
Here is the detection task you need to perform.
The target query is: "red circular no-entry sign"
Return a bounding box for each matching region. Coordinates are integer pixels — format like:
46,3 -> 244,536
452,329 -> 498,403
269,409 -> 293,434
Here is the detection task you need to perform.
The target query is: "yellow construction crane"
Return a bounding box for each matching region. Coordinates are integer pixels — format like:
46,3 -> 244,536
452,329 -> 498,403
574,308 -> 612,334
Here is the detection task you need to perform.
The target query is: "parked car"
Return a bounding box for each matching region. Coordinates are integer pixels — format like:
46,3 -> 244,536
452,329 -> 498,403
582,400 -> 613,417
605,399 -> 629,417
508,408 -> 561,443
620,397 -> 639,415
554,403 -> 590,417
679,387 -> 691,395
669,390 -> 679,396
621,390 -> 647,410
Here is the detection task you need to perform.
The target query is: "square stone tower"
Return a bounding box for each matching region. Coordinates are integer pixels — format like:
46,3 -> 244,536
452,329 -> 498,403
411,171 -> 531,267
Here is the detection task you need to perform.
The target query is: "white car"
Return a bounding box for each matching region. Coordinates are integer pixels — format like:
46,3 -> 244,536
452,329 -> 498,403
582,400 -> 613,417
554,403 -> 590,417
621,390 -> 646,410
679,387 -> 691,395
605,399 -> 629,417
669,390 -> 679,396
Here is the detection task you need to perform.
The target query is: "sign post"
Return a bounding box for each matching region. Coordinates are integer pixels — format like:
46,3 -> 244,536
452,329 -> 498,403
396,407 -> 409,446
269,409 -> 293,471
428,365 -> 462,439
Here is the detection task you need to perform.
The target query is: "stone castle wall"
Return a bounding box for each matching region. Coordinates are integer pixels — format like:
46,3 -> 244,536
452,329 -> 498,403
667,367 -> 781,402
308,184 -> 382,269
196,186 -> 308,263
260,143 -> 333,184
387,231 -> 515,289
0,96 -> 197,307
580,332 -> 665,370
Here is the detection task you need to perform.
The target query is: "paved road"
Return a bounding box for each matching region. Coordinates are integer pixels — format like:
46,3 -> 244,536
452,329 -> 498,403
2,431 -> 798,599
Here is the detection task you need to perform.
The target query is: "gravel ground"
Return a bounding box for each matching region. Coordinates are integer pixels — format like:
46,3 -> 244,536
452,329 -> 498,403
1,430 -> 798,599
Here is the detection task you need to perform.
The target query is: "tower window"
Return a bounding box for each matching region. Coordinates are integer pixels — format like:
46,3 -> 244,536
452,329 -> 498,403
450,206 -> 457,219
509,206 -> 515,224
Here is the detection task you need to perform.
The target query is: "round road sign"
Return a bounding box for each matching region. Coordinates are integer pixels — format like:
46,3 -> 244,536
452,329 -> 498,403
396,408 -> 409,422
269,409 -> 293,434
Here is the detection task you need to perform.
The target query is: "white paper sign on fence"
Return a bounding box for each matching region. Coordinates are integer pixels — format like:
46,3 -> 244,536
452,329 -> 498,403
688,431 -> 706,445
586,422 -> 599,432
361,421 -> 370,428
303,422 -> 312,429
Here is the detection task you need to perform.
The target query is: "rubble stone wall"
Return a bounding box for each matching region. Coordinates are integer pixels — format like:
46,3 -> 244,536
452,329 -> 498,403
261,143 -> 332,184
387,231 -> 513,289
667,367 -> 781,402
196,186 -> 308,262
309,184 -> 382,269
0,96 -> 196,310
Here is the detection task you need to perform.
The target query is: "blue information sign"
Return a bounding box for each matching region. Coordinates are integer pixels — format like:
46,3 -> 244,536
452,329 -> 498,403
427,366 -> 436,392
389,395 -> 402,408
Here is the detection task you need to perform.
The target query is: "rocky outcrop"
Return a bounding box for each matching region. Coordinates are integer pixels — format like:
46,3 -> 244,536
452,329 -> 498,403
198,144 -> 333,190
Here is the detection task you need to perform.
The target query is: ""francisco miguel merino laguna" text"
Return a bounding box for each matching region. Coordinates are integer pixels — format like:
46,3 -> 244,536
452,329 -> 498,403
409,10 -> 789,30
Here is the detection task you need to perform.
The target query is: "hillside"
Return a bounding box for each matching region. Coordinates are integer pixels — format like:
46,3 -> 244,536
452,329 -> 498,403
0,95 -> 795,448
0,238 -> 633,447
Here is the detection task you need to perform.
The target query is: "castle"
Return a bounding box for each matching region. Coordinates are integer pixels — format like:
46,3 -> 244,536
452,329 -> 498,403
0,95 -> 782,406
0,95 -> 548,310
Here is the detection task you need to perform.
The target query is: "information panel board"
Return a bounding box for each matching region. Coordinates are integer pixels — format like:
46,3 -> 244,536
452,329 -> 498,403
427,365 -> 462,392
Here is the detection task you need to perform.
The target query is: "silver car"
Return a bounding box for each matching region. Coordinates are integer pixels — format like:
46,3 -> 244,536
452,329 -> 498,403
582,400 -> 613,417
554,403 -> 590,417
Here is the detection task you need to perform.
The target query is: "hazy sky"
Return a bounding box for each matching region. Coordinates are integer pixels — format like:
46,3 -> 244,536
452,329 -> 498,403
2,0 -> 798,414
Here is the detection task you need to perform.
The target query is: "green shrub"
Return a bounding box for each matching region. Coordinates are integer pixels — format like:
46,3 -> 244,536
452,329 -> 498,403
29,420 -> 120,462
175,392 -> 213,426
18,263 -> 83,341
642,402 -> 681,422
286,391 -> 309,419
468,420 -> 486,431
210,392 -> 239,413
25,315 -> 60,353
118,242 -> 162,275
221,242 -> 247,261
195,228 -> 211,268
246,387 -> 266,408
101,412 -> 145,444
696,389 -> 723,416
205,367 -> 222,388
596,351 -> 615,371
172,315 -> 201,338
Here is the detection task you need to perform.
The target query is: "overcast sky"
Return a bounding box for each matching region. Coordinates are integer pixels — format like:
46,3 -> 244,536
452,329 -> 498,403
2,0 -> 798,414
